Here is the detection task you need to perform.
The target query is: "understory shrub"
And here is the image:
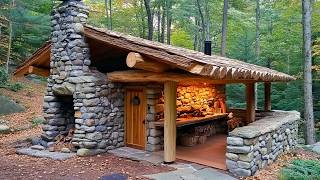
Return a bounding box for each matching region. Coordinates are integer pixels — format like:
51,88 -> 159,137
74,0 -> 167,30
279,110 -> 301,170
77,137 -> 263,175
0,68 -> 9,86
31,117 -> 45,127
279,159 -> 320,180
0,67 -> 24,91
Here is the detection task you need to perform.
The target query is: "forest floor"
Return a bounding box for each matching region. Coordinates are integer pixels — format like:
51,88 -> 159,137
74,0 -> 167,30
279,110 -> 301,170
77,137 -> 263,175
0,77 -> 319,180
244,148 -> 320,180
0,78 -> 172,180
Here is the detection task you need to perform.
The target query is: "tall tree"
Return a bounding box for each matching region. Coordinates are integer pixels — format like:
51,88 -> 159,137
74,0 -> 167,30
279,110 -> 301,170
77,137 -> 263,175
196,0 -> 205,51
157,2 -> 161,42
109,0 -> 112,30
6,0 -> 14,73
302,0 -> 315,144
221,0 -> 228,56
144,0 -> 153,40
255,0 -> 260,59
105,0 -> 110,29
166,0 -> 172,44
160,0 -> 166,43
255,0 -> 261,109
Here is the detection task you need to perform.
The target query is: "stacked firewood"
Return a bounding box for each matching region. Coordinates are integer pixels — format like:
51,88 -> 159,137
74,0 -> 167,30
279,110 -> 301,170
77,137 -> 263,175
227,113 -> 243,131
155,85 -> 226,121
49,128 -> 75,152
178,123 -> 216,146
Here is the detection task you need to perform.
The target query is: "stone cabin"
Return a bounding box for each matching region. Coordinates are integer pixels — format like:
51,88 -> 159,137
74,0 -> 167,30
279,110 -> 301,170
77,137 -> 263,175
14,0 -> 300,177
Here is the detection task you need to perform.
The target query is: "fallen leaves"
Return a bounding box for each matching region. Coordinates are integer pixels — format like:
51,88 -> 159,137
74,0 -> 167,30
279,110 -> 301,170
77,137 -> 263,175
244,148 -> 320,180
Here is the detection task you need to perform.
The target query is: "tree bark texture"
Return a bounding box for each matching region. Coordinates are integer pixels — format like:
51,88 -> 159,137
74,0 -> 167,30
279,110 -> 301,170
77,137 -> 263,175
166,0 -> 172,44
302,0 -> 315,144
144,0 -> 153,40
221,0 -> 228,57
160,0 -> 166,43
109,0 -> 113,30
255,0 -> 260,109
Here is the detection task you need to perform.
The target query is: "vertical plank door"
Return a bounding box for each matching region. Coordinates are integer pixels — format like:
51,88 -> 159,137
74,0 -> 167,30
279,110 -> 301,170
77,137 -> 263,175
125,88 -> 146,150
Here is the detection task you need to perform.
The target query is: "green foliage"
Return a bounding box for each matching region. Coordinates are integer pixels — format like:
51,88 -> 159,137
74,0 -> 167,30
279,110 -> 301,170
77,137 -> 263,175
30,117 -> 45,127
5,82 -> 24,92
279,160 -> 320,180
0,67 -> 24,91
1,0 -> 320,127
0,68 -> 9,86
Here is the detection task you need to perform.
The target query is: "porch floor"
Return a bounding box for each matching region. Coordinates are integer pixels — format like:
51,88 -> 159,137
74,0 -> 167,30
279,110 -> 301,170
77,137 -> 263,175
176,134 -> 227,170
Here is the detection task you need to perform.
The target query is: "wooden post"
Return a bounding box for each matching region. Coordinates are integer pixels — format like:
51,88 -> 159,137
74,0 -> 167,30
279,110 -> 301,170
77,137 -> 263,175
264,82 -> 271,111
246,83 -> 256,124
164,81 -> 177,163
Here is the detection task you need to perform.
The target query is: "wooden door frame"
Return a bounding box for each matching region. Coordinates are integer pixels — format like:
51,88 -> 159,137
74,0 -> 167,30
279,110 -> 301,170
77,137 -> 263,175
124,86 -> 147,150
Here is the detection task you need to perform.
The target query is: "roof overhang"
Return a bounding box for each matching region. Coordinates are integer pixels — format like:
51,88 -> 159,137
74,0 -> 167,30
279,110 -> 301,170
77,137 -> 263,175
13,25 -> 295,83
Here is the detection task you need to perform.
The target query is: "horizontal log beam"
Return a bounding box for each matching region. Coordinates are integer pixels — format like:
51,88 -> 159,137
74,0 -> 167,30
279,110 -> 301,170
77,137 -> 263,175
107,70 -> 262,84
126,52 -> 171,72
28,66 -> 49,77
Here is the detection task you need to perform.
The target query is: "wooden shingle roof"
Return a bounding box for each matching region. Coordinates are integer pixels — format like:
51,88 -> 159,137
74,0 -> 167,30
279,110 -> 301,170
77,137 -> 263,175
85,26 -> 295,82
14,25 -> 295,82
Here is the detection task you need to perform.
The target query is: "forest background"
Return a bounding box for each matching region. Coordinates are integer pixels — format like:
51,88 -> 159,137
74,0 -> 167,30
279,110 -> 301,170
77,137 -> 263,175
0,0 -> 319,140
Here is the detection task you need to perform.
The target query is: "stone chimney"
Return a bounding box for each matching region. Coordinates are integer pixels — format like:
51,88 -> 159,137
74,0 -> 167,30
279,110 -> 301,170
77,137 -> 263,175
50,0 -> 90,92
41,0 -> 125,154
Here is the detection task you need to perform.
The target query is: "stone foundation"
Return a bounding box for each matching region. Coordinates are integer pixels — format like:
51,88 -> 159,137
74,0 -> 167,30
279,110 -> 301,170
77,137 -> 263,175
226,111 -> 300,177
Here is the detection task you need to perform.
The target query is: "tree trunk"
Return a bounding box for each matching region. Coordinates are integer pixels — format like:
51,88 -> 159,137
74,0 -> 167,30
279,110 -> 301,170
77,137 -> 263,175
196,0 -> 205,52
144,0 -> 153,40
157,4 -> 161,42
204,0 -> 210,41
193,19 -> 198,51
166,0 -> 172,44
220,0 -> 228,57
105,0 -> 109,28
255,0 -> 260,59
109,0 -> 113,30
140,1 -> 146,39
160,1 -> 166,43
255,0 -> 260,109
6,23 -> 12,74
6,0 -> 14,73
302,0 -> 315,145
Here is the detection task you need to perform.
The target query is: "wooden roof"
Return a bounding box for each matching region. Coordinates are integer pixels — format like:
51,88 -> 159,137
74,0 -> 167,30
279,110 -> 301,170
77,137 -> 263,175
14,25 -> 295,82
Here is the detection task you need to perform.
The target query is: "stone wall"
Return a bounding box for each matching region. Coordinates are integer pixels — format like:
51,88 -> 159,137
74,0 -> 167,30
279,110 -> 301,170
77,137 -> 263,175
42,0 -> 125,154
145,85 -> 164,152
226,111 -> 300,177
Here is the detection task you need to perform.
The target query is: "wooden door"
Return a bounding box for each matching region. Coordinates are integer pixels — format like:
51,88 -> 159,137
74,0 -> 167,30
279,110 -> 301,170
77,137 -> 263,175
125,88 -> 146,150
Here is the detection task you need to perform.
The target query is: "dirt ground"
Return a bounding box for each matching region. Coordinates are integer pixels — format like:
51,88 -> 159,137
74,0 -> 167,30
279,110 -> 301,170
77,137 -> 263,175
0,78 -> 172,180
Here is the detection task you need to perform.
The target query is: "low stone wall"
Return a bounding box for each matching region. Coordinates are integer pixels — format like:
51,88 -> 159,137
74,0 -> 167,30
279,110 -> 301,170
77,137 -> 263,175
226,111 -> 300,177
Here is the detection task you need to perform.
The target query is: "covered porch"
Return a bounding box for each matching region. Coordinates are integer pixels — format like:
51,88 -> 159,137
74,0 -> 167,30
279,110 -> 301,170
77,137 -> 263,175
108,66 -> 275,167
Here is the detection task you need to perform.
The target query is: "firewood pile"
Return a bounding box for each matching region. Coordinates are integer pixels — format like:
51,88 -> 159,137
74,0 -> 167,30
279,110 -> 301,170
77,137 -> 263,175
49,128 -> 75,152
155,85 -> 226,121
227,117 -> 243,131
178,123 -> 216,146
